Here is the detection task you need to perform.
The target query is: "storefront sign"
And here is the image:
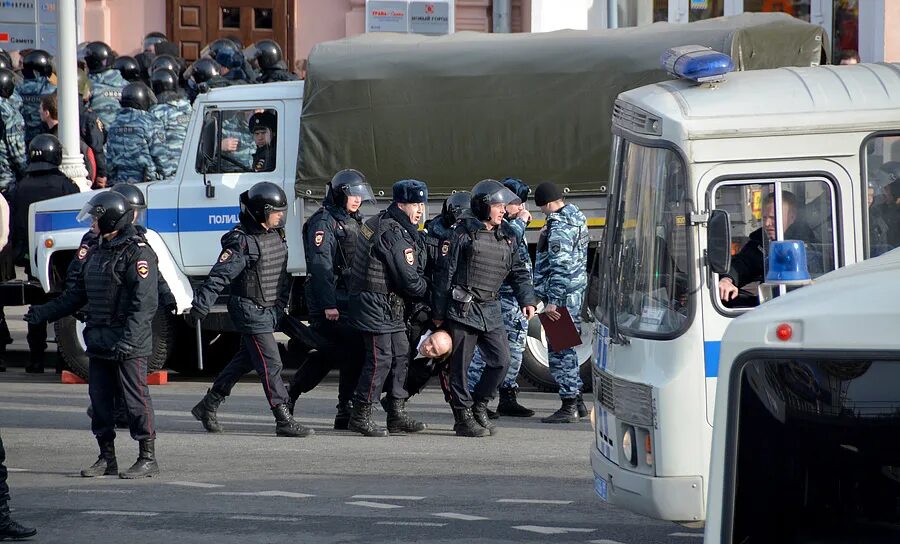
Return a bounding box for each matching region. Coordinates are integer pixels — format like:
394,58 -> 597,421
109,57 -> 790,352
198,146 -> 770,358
409,2 -> 450,35
366,0 -> 453,35
366,1 -> 409,33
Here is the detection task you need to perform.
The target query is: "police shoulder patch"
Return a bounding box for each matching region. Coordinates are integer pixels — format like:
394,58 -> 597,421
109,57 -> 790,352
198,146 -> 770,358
136,260 -> 149,279
218,249 -> 233,263
440,240 -> 450,256
314,230 -> 325,247
404,247 -> 415,266
76,245 -> 89,260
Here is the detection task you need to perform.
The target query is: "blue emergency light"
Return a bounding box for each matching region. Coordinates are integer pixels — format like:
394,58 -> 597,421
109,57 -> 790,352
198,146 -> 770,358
765,240 -> 811,283
661,45 -> 734,83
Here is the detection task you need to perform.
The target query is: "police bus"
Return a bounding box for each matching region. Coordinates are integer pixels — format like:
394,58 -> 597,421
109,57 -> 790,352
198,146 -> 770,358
589,53 -> 900,522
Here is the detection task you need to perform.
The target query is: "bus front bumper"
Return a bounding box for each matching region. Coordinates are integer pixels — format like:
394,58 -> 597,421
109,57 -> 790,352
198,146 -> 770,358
590,445 -> 705,522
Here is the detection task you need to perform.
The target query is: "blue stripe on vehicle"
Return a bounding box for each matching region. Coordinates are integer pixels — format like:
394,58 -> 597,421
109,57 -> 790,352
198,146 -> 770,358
34,211 -> 82,232
34,207 -> 242,234
177,206 -> 241,232
704,340 -> 721,378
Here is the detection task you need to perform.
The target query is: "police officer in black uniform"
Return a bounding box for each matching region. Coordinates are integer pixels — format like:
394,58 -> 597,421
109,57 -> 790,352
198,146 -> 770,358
423,191 -> 471,285
287,169 -> 373,429
346,180 -> 430,437
249,111 -> 276,172
190,182 -> 313,438
26,191 -> 161,478
433,179 -> 537,437
247,39 -> 299,83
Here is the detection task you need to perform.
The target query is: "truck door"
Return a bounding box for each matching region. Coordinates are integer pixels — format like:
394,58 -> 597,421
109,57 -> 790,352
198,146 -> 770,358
179,101 -> 284,270
698,163 -> 848,425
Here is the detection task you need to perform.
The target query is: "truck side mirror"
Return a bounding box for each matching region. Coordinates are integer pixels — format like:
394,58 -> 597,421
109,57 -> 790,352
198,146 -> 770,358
707,209 -> 732,275
199,114 -> 219,172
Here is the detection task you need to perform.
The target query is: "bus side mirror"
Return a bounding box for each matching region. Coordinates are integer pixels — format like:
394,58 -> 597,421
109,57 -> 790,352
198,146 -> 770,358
707,209 -> 732,275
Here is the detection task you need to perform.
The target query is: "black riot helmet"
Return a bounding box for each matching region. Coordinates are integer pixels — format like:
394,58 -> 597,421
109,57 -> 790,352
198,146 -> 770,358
77,191 -> 134,235
441,191 -> 472,226
23,49 -> 52,79
150,54 -> 179,76
84,41 -> 115,73
240,182 -> 289,227
150,68 -> 178,95
0,50 -> 11,71
201,39 -> 238,62
27,134 -> 63,171
470,179 -> 521,221
246,39 -> 283,70
186,58 -> 220,85
0,69 -> 16,99
113,56 -> 141,82
120,82 -> 153,111
142,32 -> 167,52
111,183 -> 146,209
327,169 -> 375,208
501,178 -> 530,204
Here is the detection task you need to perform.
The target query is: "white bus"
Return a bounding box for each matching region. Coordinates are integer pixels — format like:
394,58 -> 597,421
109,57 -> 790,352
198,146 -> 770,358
589,60 -> 900,522
705,249 -> 900,543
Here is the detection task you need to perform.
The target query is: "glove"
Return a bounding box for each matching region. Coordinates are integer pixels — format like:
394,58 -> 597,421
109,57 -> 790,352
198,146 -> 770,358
190,306 -> 207,323
111,342 -> 134,361
23,308 -> 43,325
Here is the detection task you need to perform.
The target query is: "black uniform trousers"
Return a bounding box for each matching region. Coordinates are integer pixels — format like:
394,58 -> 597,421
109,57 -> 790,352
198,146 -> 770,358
289,318 -> 363,404
0,431 -> 8,505
353,331 -> 409,404
447,322 -> 510,409
0,309 -> 42,355
89,356 -> 156,442
212,333 -> 290,407
404,357 -> 452,402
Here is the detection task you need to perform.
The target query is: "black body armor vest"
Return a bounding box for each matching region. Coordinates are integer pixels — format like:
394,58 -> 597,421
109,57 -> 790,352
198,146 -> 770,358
455,228 -> 512,299
350,212 -> 392,295
233,229 -> 287,306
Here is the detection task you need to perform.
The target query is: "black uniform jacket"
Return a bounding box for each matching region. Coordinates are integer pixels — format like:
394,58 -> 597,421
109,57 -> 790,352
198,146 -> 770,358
10,164 -> 78,259
303,201 -> 361,317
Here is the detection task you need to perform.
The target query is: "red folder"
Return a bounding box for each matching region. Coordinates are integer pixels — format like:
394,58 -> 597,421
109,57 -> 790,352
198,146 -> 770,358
538,306 -> 582,351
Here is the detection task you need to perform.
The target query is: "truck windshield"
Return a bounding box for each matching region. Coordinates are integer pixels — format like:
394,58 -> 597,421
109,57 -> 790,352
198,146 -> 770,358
609,140 -> 691,338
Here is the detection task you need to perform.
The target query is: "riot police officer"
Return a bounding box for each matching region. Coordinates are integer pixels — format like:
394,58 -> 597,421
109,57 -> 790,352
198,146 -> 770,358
346,179 -> 429,437
135,32 -> 167,84
84,41 -> 128,131
16,49 -> 56,146
288,169 -> 373,429
247,40 -> 298,83
215,44 -> 253,85
433,179 -> 537,437
149,69 -> 191,179
26,191 -> 162,479
423,191 -> 470,285
107,82 -> 165,184
248,111 -> 276,172
113,56 -> 142,83
0,68 -> 26,192
185,58 -> 222,101
190,182 -> 313,438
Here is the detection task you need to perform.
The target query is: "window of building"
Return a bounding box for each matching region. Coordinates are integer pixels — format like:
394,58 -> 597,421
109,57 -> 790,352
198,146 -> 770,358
221,7 -> 241,29
689,0 -> 724,22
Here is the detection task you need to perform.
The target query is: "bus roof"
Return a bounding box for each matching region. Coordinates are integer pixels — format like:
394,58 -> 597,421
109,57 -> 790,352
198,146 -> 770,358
617,63 -> 900,140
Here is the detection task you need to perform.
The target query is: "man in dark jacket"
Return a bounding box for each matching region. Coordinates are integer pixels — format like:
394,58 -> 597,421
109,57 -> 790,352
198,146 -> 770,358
26,191 -> 161,479
288,169 -> 372,429
247,40 -> 298,83
10,134 -> 78,373
346,179 -> 430,437
190,182 -> 313,438
433,179 -> 537,437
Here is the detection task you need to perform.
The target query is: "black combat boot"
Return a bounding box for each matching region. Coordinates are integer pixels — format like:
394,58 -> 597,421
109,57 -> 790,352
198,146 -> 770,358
452,408 -> 488,437
0,502 -> 37,540
272,404 -> 315,437
385,397 -> 426,434
541,398 -> 580,424
497,386 -> 534,417
334,400 -> 353,430
576,393 -> 590,418
471,399 -> 497,436
24,352 -> 43,374
348,401 -> 388,437
80,437 -> 117,477
191,388 -> 226,433
119,439 -> 159,479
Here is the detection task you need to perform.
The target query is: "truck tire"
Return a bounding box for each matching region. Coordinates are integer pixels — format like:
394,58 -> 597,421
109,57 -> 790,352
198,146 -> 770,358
55,310 -> 177,381
167,321 -> 239,377
520,315 -> 594,393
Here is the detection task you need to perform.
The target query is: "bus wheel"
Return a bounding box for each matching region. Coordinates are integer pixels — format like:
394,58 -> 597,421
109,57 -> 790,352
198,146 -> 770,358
55,310 -> 176,381
520,315 -> 594,393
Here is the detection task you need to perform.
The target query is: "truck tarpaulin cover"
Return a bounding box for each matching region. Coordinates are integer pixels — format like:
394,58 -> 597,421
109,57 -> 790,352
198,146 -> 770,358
297,13 -> 826,197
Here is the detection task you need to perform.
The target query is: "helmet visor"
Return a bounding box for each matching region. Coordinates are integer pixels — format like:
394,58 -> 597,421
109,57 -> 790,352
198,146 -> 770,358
342,182 -> 376,204
244,44 -> 260,62
489,187 -> 521,207
76,201 -> 100,225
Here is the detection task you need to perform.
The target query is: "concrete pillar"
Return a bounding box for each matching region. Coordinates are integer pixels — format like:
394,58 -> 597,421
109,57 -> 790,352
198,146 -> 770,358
59,0 -> 90,191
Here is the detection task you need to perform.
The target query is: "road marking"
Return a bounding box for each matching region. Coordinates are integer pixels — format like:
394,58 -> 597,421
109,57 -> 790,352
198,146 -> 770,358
431,512 -> 489,521
82,511 -> 159,517
497,499 -> 573,505
512,525 -> 595,535
352,495 -> 425,501
669,533 -> 704,538
229,515 -> 300,522
7,468 -> 29,472
346,501 -> 404,509
209,491 -> 314,498
168,481 -> 224,488
589,540 -> 627,544
376,521 -> 446,527
68,489 -> 134,494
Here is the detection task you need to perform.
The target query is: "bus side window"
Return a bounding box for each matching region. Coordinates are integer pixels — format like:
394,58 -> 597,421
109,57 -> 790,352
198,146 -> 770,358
864,135 -> 900,258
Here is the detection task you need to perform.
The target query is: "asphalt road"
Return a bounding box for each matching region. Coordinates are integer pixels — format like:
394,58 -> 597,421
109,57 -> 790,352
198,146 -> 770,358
0,367 -> 703,544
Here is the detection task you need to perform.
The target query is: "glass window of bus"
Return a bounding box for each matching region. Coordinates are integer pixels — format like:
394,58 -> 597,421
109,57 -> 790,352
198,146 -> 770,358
612,142 -> 691,337
713,179 -> 838,312
863,134 -> 900,259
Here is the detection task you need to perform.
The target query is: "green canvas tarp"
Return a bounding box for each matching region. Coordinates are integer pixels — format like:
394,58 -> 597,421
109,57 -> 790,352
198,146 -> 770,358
297,12 -> 827,197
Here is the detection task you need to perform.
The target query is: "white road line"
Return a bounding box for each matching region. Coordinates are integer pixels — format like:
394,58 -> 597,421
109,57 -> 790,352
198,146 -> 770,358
376,521 -> 446,527
167,481 -> 224,489
82,511 -> 159,517
346,501 -> 404,509
669,533 -> 704,538
352,495 -> 425,501
67,489 -> 134,494
496,499 -> 573,505
229,515 -> 300,522
7,468 -> 29,472
512,525 -> 596,535
589,540 -> 628,544
209,491 -> 314,498
431,512 -> 489,521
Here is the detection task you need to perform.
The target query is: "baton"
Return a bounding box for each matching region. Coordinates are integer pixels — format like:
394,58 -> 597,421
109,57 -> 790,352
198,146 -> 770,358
195,317 -> 204,371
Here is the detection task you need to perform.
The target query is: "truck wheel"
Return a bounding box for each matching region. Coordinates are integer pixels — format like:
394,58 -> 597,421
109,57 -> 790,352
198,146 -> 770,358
520,316 -> 594,393
55,310 -> 177,381
168,321 -> 239,377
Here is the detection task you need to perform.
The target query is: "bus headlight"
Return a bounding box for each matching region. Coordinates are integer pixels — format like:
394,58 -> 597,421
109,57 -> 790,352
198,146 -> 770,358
622,426 -> 637,466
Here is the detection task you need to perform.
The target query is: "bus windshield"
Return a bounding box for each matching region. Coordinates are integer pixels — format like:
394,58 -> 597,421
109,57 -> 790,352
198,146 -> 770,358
609,139 -> 691,338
